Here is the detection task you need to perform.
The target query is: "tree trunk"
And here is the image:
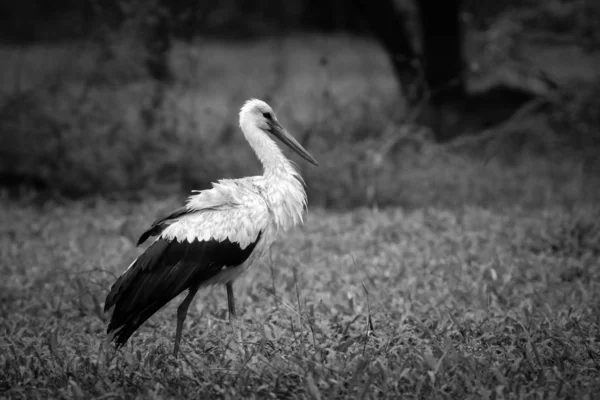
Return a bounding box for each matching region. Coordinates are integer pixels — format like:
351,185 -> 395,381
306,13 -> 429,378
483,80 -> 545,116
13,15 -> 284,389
141,3 -> 171,130
144,7 -> 171,83
353,0 -> 423,104
416,0 -> 465,104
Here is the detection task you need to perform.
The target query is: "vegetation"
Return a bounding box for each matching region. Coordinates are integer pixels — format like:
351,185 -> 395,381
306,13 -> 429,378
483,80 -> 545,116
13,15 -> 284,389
1,1 -> 599,398
1,30 -> 599,208
1,197 -> 599,398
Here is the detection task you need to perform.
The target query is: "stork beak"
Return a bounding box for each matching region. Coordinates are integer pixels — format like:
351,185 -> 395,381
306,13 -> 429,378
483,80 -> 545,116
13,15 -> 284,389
269,120 -> 319,166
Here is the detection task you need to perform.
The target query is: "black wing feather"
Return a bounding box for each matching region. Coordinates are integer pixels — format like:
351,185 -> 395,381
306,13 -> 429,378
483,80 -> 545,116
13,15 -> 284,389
105,233 -> 261,347
137,206 -> 190,246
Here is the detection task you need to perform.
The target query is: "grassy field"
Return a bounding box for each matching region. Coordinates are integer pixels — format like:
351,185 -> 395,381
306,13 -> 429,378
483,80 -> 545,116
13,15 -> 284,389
1,19 -> 600,398
1,196 -> 599,398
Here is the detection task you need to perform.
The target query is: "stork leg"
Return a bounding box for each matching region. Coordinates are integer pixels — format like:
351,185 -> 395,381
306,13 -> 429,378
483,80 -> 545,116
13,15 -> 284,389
226,281 -> 245,350
226,282 -> 236,321
174,285 -> 199,358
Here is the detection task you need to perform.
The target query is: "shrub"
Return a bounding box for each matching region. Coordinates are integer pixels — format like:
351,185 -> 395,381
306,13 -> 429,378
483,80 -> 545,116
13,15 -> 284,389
1,35 -> 599,209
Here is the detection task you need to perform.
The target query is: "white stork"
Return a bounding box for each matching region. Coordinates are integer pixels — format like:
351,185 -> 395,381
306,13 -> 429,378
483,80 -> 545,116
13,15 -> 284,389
104,99 -> 318,357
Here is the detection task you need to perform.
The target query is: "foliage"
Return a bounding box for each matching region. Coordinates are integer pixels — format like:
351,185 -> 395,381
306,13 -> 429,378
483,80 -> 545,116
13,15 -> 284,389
1,33 -> 600,209
1,197 -> 599,398
1,4 -> 599,398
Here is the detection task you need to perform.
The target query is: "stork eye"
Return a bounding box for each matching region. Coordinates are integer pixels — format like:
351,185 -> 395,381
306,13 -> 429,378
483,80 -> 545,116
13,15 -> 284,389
262,112 -> 272,120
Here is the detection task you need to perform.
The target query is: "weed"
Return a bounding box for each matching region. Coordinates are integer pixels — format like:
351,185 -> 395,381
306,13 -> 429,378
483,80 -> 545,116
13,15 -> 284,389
1,198 -> 599,398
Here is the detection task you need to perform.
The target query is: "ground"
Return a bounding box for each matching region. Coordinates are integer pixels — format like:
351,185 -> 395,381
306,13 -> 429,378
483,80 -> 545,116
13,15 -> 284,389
1,196 -> 598,399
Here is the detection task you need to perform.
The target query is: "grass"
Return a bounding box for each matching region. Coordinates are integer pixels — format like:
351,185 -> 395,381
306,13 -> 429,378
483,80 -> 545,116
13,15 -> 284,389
1,13 -> 600,397
1,196 -> 599,398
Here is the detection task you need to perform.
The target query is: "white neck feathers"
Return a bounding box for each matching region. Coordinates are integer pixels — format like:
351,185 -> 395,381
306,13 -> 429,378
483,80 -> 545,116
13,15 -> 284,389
240,121 -> 307,231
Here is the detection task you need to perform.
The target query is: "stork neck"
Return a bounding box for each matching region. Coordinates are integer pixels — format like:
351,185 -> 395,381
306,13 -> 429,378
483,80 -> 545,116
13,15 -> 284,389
244,125 -> 296,180
242,124 -> 307,231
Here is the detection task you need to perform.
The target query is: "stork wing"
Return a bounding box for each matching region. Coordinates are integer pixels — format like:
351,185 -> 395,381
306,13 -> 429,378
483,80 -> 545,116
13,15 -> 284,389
136,206 -> 189,246
136,187 -> 240,246
105,183 -> 269,347
105,232 -> 261,347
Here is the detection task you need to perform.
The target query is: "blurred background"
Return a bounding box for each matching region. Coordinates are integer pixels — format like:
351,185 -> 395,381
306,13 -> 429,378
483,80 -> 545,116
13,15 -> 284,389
0,0 -> 599,209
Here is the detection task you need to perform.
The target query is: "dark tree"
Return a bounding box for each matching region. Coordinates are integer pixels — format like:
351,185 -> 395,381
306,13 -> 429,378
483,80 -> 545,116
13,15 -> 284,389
138,2 -> 172,130
355,0 -> 548,140
353,0 -> 423,103
144,6 -> 171,83
417,0 -> 465,104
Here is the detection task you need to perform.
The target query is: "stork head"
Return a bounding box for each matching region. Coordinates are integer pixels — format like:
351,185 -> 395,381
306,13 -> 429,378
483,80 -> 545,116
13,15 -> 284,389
239,99 -> 318,166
